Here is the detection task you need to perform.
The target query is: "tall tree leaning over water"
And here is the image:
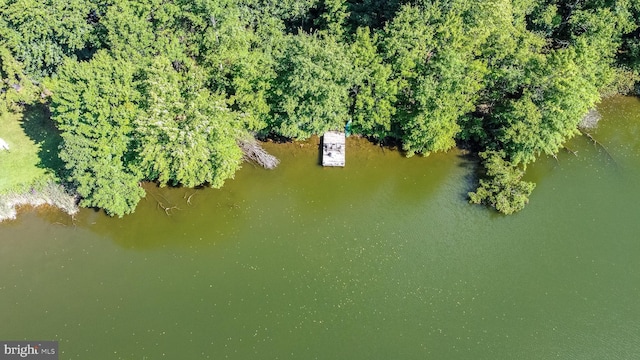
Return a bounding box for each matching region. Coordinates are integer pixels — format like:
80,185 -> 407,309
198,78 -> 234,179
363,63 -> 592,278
1,0 -> 639,215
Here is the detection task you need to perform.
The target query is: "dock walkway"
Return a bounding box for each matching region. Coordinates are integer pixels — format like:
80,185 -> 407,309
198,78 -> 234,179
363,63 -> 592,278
321,131 -> 345,167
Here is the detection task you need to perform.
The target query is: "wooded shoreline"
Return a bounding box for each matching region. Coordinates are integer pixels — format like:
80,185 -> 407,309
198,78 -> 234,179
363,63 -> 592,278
2,0 -> 639,216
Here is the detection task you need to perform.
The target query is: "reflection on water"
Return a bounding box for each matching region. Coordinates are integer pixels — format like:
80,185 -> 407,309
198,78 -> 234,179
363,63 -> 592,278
1,97 -> 639,360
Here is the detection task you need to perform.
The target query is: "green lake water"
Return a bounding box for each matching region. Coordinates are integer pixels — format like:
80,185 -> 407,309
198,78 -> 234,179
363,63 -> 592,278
1,97 -> 639,359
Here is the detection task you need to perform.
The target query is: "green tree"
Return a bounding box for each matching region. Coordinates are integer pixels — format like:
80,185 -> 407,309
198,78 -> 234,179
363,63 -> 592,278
238,0 -> 318,31
268,33 -> 355,139
48,51 -> 145,217
346,0 -> 403,30
135,57 -> 243,188
0,46 -> 39,113
349,26 -> 397,139
469,150 -> 536,215
99,0 -> 158,60
194,1 -> 282,133
0,0 -> 97,77
489,49 -> 599,166
383,2 -> 486,155
316,0 -> 350,38
570,6 -> 638,96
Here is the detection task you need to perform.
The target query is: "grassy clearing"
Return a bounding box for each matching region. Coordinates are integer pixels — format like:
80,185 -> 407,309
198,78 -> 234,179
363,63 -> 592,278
0,110 -> 48,192
0,105 -> 75,221
0,105 -> 63,194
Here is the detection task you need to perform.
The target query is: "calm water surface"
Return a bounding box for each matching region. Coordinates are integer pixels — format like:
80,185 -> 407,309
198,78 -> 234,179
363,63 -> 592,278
1,97 -> 639,359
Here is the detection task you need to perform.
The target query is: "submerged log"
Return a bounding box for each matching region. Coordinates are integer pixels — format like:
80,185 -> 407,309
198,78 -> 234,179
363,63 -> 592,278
563,146 -> 578,156
583,131 -> 619,168
238,138 -> 279,169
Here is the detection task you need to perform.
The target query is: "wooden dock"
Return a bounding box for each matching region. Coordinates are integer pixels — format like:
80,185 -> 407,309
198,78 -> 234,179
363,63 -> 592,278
322,131 -> 345,167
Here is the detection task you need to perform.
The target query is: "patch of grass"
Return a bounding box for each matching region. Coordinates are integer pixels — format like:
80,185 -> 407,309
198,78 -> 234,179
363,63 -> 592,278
0,104 -> 63,194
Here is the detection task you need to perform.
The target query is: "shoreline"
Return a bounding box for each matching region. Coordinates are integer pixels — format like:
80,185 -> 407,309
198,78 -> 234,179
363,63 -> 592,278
0,181 -> 78,222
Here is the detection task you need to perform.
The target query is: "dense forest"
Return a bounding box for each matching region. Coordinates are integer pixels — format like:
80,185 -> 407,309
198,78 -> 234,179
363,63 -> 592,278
1,0 -> 639,216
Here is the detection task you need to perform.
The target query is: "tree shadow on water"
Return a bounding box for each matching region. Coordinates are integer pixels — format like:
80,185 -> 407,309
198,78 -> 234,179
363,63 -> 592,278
457,151 -> 481,202
19,103 -> 66,178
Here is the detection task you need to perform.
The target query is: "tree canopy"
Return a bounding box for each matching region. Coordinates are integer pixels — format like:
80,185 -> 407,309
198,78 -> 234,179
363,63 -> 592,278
48,51 -> 144,216
1,0 -> 638,215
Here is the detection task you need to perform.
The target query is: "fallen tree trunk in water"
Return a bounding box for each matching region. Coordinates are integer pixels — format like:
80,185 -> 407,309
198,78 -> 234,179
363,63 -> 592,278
237,138 -> 279,169
582,131 -> 619,168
